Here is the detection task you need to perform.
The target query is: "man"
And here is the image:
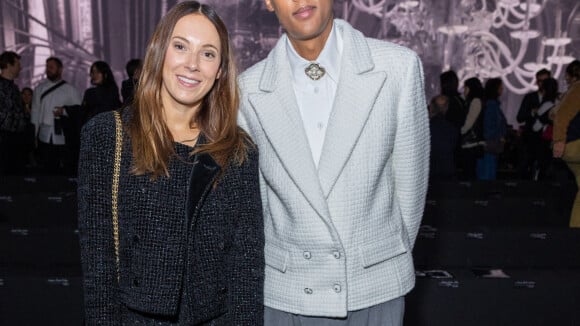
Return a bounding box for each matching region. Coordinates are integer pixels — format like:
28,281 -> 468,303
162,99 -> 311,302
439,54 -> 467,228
0,51 -> 27,174
238,1 -> 429,324
517,68 -> 551,179
31,57 -> 81,174
120,58 -> 142,105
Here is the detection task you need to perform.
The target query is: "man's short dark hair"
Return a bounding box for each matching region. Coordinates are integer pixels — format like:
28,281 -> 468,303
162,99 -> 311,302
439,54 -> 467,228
125,58 -> 142,78
0,51 -> 21,70
46,56 -> 63,68
440,70 -> 459,96
536,68 -> 551,78
566,60 -> 580,80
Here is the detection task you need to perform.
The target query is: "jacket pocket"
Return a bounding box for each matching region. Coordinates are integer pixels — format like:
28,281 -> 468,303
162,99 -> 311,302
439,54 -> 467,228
265,244 -> 289,273
358,234 -> 407,268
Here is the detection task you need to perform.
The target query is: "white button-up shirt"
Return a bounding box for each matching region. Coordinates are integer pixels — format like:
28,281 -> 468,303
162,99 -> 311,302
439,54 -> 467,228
31,79 -> 82,145
286,23 -> 343,167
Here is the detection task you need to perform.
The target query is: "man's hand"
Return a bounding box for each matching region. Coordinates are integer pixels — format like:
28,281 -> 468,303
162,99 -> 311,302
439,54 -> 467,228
553,141 -> 565,158
53,107 -> 64,116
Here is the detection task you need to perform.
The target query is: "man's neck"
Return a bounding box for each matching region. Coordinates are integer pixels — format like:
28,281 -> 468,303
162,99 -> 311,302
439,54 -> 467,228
289,38 -> 327,61
288,19 -> 334,61
48,77 -> 62,83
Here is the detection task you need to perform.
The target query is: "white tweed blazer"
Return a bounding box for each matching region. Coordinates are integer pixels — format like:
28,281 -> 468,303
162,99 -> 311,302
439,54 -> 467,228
238,19 -> 429,317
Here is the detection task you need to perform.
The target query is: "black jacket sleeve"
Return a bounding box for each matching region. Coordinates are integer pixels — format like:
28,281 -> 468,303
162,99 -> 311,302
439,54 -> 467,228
77,112 -> 122,325
226,146 -> 265,325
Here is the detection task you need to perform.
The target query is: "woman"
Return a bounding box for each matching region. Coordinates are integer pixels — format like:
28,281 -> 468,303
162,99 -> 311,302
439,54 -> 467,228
81,60 -> 122,125
62,61 -> 122,175
477,78 -> 507,180
459,77 -> 485,179
78,1 -> 264,324
553,60 -> 580,227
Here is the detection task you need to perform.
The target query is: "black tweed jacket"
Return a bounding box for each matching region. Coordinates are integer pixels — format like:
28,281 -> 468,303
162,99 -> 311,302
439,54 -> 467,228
78,110 -> 264,325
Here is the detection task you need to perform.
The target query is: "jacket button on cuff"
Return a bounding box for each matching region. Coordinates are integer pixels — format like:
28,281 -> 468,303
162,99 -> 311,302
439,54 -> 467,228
303,251 -> 311,259
333,284 -> 342,293
333,251 -> 341,259
304,288 -> 313,295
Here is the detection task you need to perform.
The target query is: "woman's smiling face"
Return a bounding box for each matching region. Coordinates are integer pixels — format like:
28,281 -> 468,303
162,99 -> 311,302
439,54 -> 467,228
160,13 -> 222,112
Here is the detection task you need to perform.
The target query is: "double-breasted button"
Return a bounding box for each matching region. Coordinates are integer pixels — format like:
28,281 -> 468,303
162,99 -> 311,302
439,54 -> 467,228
333,251 -> 341,259
303,251 -> 312,259
133,278 -> 140,287
333,283 -> 342,293
304,288 -> 313,294
133,235 -> 140,243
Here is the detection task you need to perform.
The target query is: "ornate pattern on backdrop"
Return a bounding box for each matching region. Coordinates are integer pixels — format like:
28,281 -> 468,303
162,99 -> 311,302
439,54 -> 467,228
0,0 -> 578,125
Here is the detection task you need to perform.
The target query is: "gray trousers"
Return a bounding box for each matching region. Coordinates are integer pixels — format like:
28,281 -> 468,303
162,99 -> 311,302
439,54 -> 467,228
264,297 -> 405,326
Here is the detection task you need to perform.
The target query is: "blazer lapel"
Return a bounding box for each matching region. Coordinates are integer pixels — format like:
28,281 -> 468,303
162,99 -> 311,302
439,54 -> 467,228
317,20 -> 388,197
186,135 -> 220,225
248,37 -> 330,219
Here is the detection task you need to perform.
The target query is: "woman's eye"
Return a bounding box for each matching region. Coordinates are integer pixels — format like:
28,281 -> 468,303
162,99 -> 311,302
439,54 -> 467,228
173,43 -> 185,51
202,51 -> 217,59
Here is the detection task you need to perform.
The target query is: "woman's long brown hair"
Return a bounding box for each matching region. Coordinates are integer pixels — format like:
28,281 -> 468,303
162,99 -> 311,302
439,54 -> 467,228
129,1 -> 248,178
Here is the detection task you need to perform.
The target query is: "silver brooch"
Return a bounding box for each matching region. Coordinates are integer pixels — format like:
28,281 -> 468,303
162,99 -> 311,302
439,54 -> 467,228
305,63 -> 326,81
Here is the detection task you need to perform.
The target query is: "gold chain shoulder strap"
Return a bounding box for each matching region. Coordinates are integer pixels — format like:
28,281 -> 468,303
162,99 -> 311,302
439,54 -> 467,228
112,110 -> 123,282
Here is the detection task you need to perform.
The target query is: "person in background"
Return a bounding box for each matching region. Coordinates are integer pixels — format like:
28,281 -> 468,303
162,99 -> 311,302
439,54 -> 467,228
459,77 -> 485,179
21,87 -> 33,114
80,60 -> 122,125
440,70 -> 467,132
529,77 -> 559,180
429,95 -> 458,180
553,60 -> 580,227
478,78 -> 507,180
0,51 -> 28,175
517,68 -> 551,179
21,87 -> 36,169
239,0 -> 429,324
121,58 -> 142,105
64,60 -> 122,173
30,57 -> 82,175
78,1 -> 264,324
440,70 -> 466,175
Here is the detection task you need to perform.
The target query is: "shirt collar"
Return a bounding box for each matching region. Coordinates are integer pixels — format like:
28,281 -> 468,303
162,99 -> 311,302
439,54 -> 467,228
286,21 -> 342,83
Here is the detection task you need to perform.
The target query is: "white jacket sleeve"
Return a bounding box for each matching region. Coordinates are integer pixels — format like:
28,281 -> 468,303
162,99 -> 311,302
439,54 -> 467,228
392,54 -> 430,249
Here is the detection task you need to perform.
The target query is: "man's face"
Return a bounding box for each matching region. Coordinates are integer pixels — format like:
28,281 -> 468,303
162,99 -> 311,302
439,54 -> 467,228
45,60 -> 62,81
265,0 -> 334,43
536,73 -> 550,91
9,58 -> 22,79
